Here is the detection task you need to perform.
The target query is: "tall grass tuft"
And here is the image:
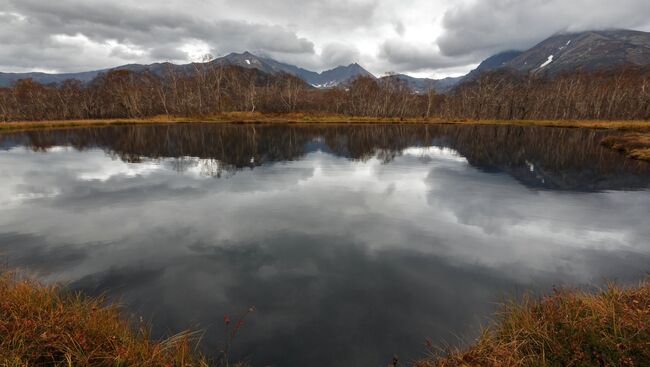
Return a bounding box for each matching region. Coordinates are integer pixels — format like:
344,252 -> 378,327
0,270 -> 211,367
416,282 -> 650,367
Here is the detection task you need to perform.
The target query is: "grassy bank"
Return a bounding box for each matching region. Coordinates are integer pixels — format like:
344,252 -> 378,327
2,112 -> 650,131
1,270 -> 648,366
0,270 -> 211,367
602,133 -> 650,161
416,282 -> 650,367
2,113 -> 650,161
3,270 -> 649,367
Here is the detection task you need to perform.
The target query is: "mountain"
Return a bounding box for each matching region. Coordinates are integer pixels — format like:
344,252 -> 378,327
0,62 -> 180,87
463,50 -> 523,81
387,50 -> 523,93
0,52 -> 374,89
380,74 -> 463,93
314,63 -> 375,87
212,52 -> 374,87
0,70 -> 103,87
505,30 -> 650,74
465,30 -> 650,80
6,29 -> 649,92
212,51 -> 316,81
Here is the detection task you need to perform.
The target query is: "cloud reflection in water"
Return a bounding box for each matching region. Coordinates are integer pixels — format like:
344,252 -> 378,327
0,124 -> 649,367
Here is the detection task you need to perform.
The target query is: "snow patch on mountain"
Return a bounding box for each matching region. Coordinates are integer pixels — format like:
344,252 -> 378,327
540,55 -> 554,68
559,40 -> 572,50
311,81 -> 341,88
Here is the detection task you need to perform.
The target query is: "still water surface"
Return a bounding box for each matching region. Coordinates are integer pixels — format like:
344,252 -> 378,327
1,124 -> 650,366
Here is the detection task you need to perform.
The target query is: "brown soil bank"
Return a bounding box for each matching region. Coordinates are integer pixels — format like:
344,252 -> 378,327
416,282 -> 650,367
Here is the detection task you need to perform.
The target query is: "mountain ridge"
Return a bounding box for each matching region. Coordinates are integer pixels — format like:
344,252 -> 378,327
2,29 -> 650,92
501,29 -> 650,75
0,52 -> 375,89
379,74 -> 463,94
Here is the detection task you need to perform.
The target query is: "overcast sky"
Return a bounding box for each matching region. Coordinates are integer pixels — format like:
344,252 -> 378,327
2,0 -> 650,78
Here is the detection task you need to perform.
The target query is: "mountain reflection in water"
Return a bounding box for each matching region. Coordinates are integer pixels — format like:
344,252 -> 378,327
0,123 -> 649,367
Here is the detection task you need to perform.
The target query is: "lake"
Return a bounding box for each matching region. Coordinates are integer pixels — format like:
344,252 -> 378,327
1,123 -> 649,366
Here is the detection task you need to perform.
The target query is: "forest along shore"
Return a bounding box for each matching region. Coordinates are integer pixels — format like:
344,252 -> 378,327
2,63 -> 650,161
1,113 -> 650,162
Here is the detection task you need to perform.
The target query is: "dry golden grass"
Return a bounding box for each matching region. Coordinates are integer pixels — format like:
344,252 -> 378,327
602,133 -> 650,161
1,270 -> 648,366
0,116 -> 183,133
0,270 -> 212,367
439,119 -> 650,130
416,282 -> 650,367
2,113 -> 650,133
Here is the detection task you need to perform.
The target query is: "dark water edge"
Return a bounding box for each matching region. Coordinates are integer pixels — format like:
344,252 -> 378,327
1,123 -> 649,366
2,123 -> 650,191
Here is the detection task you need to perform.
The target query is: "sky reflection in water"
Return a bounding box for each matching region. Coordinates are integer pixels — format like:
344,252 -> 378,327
1,124 -> 649,367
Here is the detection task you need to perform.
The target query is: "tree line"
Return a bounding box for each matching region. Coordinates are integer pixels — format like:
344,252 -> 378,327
1,63 -> 649,121
441,67 -> 650,120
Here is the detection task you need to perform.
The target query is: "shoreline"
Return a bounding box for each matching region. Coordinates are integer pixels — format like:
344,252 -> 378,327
0,270 -> 211,366
2,270 -> 648,366
416,281 -> 650,367
3,113 -> 650,131
2,113 -> 650,161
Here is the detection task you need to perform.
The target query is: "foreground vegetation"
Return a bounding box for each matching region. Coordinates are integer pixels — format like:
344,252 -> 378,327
0,271 -> 211,367
417,282 -> 650,367
2,269 -> 648,367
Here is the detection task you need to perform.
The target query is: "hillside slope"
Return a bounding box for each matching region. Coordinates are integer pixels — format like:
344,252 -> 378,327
506,30 -> 650,74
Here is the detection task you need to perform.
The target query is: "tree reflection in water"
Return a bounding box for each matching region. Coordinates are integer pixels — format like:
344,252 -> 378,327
3,123 -> 649,191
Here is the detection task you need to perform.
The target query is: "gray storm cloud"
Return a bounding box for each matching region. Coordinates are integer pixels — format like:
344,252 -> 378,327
437,0 -> 650,57
378,39 -> 475,72
1,0 -> 316,71
1,0 -> 650,75
320,43 -> 362,67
